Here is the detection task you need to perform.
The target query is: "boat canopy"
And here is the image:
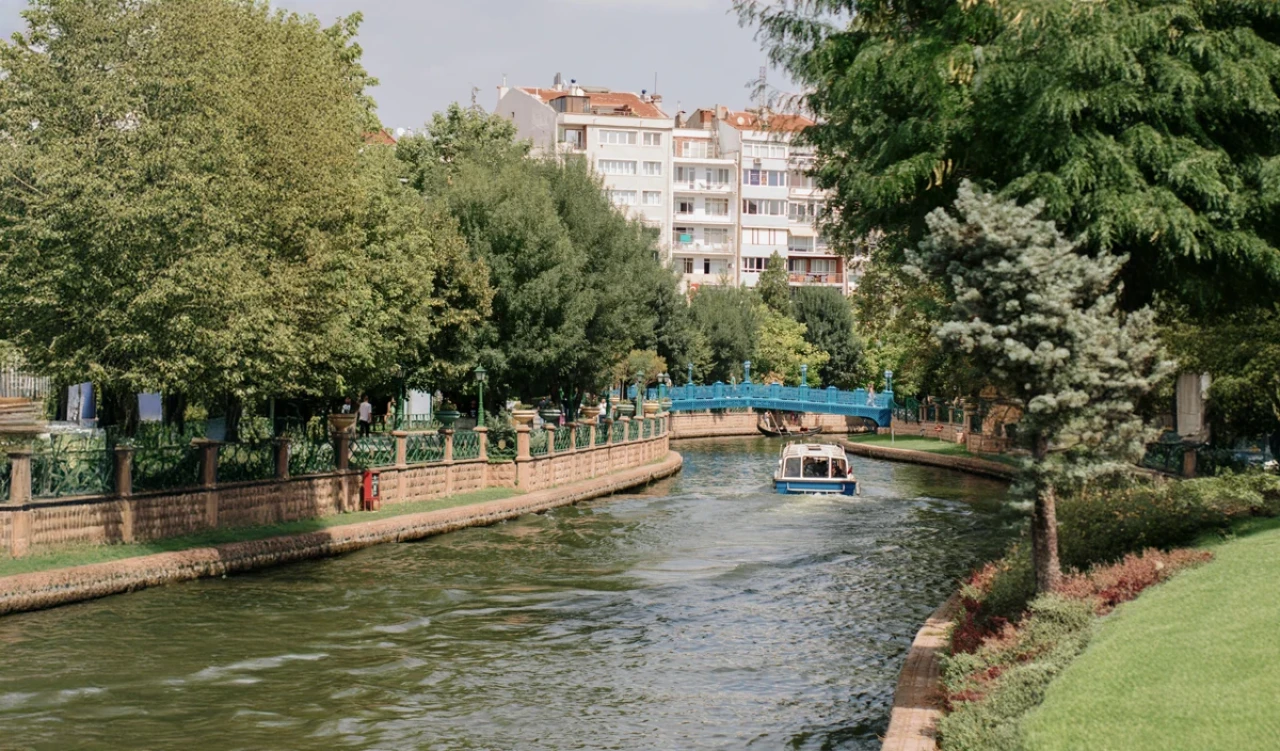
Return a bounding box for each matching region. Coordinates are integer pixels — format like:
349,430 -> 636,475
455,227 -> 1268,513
778,444 -> 850,480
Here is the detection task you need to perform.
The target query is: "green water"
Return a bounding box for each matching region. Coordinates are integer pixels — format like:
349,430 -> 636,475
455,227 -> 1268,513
0,438 -> 1017,750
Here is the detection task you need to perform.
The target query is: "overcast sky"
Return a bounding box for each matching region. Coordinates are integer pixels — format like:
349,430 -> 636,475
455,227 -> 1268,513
0,0 -> 784,129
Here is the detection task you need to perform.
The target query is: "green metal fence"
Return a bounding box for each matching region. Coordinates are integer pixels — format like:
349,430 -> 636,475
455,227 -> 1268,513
133,445 -> 201,492
32,438 -> 115,498
349,434 -> 395,470
0,457 -> 11,502
612,421 -> 626,443
487,437 -> 517,462
554,427 -> 573,452
629,420 -> 641,441
576,424 -> 591,449
454,430 -> 481,460
289,436 -> 336,477
530,430 -> 549,457
405,433 -> 444,464
1142,442 -> 1187,475
217,441 -> 275,484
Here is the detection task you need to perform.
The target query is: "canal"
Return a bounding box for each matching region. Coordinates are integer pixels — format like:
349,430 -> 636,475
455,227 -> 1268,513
0,438 -> 1017,750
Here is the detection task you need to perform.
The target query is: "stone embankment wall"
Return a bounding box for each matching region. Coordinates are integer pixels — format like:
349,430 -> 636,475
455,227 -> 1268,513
670,411 -> 869,439
841,439 -> 1016,481
1,423 -> 670,558
0,452 -> 683,617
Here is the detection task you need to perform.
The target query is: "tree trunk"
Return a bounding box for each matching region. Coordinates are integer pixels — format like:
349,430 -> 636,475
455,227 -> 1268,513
97,384 -> 138,437
163,392 -> 187,434
223,395 -> 243,444
1031,434 -> 1063,592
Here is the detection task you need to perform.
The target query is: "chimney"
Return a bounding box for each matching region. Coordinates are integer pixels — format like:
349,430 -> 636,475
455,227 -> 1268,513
553,72 -> 564,91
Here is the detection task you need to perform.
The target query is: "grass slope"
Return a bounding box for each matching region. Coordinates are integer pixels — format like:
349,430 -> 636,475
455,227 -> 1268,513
845,432 -> 975,456
0,487 -> 520,578
1023,519 -> 1280,751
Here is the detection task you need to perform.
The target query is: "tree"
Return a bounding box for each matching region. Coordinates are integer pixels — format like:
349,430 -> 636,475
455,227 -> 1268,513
611,349 -> 668,394
908,183 -> 1172,592
757,251 -> 792,315
399,108 -> 671,410
791,286 -> 862,389
739,0 -> 1280,315
754,305 -> 830,386
0,0 -> 489,434
689,286 -> 761,383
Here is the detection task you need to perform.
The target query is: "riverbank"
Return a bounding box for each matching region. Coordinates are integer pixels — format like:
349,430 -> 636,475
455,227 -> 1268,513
842,435 -> 1017,481
1023,518 -> 1280,751
0,451 -> 683,617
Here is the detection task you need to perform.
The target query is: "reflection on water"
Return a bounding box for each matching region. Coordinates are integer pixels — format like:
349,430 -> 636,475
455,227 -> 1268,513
0,437 -> 1016,750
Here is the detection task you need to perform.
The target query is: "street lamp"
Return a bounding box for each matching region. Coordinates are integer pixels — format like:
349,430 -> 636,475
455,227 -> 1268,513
800,363 -> 808,388
474,365 -> 488,428
635,370 -> 645,415
658,372 -> 669,400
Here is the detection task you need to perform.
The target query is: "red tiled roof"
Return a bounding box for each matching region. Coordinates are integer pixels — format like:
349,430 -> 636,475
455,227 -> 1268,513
519,87 -> 667,119
722,110 -> 813,133
363,129 -> 397,146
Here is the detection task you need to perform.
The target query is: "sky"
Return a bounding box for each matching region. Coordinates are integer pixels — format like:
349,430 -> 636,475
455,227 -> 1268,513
0,0 -> 785,130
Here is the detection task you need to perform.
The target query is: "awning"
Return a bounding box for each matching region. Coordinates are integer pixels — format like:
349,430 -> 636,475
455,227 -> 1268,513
788,225 -> 817,238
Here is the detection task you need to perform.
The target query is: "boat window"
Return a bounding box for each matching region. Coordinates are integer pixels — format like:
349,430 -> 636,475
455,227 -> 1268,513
832,460 -> 847,479
802,457 -> 829,478
784,457 -> 802,477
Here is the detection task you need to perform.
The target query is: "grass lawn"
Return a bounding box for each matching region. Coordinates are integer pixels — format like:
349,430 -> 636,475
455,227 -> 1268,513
0,487 -> 520,578
1023,517 -> 1280,751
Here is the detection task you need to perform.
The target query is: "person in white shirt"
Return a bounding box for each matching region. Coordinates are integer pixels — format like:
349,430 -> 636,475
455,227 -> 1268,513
357,396 -> 373,436
340,397 -> 353,414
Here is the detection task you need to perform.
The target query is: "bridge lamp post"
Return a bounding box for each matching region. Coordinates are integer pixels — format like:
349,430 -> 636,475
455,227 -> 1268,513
687,362 -> 694,387
884,369 -> 894,395
800,363 -> 808,388
635,370 -> 645,416
743,360 -> 752,385
473,365 -> 487,428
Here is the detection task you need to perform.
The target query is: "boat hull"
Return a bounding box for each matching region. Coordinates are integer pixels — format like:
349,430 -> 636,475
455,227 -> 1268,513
774,479 -> 858,496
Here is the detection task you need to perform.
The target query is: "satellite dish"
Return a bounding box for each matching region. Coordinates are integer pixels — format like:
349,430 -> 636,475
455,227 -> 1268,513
736,116 -> 745,125
394,127 -> 407,138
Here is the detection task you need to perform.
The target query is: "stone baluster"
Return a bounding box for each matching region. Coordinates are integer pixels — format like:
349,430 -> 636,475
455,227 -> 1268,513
6,448 -> 32,505
391,431 -> 408,468
193,439 -> 221,488
272,437 -> 291,480
475,426 -> 488,462
442,429 -> 454,464
114,445 -> 135,497
516,424 -> 531,461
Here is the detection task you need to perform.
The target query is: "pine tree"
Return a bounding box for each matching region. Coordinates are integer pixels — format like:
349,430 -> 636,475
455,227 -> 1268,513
909,182 -> 1173,592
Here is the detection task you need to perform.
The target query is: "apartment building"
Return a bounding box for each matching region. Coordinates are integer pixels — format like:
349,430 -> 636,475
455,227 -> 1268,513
496,74 -> 674,256
496,75 -> 864,295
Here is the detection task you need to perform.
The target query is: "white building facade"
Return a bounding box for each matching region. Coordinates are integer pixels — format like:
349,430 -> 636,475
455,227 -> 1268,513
496,76 -> 674,256
497,77 -> 864,294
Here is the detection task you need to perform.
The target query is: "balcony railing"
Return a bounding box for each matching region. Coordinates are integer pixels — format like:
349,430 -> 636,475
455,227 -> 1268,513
674,144 -> 723,160
556,140 -> 586,154
673,241 -> 735,254
673,211 -> 732,222
788,272 -> 844,285
672,180 -> 734,192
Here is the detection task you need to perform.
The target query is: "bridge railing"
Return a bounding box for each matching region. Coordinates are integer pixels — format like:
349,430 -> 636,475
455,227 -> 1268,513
663,382 -> 893,409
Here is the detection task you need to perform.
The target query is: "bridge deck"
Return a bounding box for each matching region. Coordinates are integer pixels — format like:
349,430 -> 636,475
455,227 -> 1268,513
650,384 -> 894,427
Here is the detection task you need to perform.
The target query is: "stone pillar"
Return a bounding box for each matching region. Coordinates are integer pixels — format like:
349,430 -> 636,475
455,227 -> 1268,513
113,445 -> 134,498
1182,446 -> 1198,478
604,418 -> 615,445
545,427 -> 556,458
10,510 -> 31,557
194,439 -> 220,488
442,429 -> 454,463
6,449 -> 32,505
273,437 -> 291,480
566,423 -> 578,454
333,430 -> 351,472
391,431 -> 408,468
619,417 -> 631,443
474,426 -> 488,462
516,424 -> 531,461
587,423 -> 597,450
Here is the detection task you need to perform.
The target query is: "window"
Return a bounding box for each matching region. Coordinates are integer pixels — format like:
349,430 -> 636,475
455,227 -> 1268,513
742,199 -> 787,216
743,228 -> 786,246
607,190 -> 637,206
790,201 -> 818,221
681,141 -> 709,158
742,169 -> 786,187
770,144 -> 787,158
811,258 -> 835,273
674,226 -> 694,244
790,171 -> 816,190
600,130 -> 637,145
703,259 -> 712,274
705,228 -> 729,245
682,257 -> 694,274
789,236 -> 814,253
743,257 -> 768,272
677,200 -> 695,215
642,191 -> 663,206
643,132 -> 662,146
675,166 -> 697,184
706,199 -> 729,216
642,161 -> 662,176
711,168 -> 731,186
598,159 -> 636,175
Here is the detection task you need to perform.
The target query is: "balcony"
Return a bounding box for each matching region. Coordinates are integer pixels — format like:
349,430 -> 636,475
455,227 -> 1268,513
672,179 -> 734,193
673,211 -> 733,224
672,241 -> 735,255
673,143 -> 727,161
555,140 -> 586,154
788,272 -> 844,286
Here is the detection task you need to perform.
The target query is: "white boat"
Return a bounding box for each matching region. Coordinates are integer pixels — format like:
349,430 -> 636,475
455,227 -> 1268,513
773,443 -> 858,495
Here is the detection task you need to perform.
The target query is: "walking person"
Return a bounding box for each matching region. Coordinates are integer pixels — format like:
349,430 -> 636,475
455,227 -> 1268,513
385,396 -> 397,430
340,396 -> 353,414
357,395 -> 373,437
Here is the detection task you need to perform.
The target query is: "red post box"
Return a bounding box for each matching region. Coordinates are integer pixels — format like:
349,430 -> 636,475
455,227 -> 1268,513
361,469 -> 382,511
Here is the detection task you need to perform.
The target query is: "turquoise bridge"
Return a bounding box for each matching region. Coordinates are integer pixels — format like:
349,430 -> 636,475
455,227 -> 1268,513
637,382 -> 895,427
